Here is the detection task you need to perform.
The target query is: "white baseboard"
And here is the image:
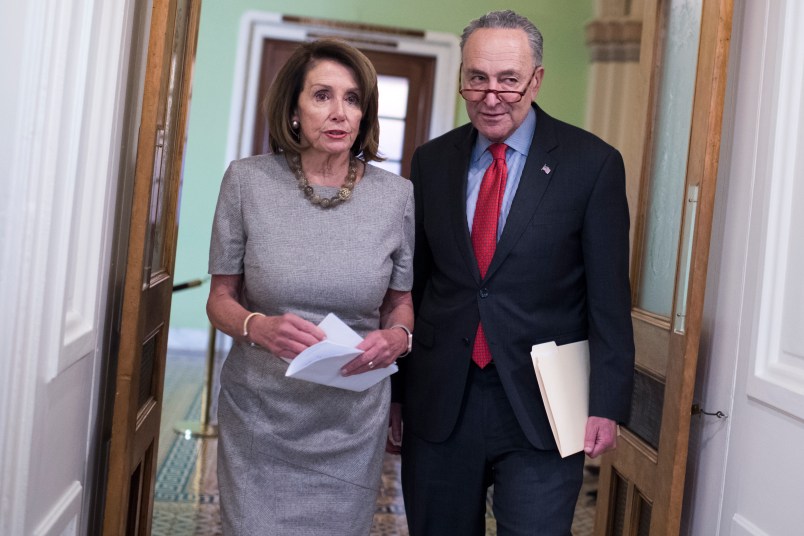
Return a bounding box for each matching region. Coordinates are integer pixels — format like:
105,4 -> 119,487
167,327 -> 232,356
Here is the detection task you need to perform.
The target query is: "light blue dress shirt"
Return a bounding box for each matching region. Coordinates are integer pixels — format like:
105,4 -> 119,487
466,107 -> 537,240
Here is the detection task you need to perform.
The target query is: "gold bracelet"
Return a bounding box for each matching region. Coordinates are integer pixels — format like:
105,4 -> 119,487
242,312 -> 265,343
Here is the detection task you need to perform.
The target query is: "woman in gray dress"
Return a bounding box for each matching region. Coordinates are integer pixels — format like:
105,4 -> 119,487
206,39 -> 414,535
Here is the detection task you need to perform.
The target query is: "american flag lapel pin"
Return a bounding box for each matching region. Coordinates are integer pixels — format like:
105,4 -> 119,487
541,164 -> 551,174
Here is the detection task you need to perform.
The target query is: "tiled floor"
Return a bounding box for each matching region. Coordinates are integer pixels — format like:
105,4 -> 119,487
152,353 -> 597,535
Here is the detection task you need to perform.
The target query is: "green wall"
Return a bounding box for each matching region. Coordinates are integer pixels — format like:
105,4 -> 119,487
171,0 -> 593,329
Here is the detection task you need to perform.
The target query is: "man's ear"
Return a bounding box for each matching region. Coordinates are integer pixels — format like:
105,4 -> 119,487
530,65 -> 545,99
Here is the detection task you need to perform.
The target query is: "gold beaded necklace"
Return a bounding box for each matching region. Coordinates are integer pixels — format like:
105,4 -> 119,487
287,153 -> 357,208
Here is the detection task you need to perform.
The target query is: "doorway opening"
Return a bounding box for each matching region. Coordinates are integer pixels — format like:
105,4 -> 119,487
150,11 -> 461,535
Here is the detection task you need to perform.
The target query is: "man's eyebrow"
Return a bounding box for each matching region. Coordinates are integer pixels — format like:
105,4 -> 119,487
464,68 -> 523,78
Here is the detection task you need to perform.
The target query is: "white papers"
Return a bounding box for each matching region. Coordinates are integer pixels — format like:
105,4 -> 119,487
284,313 -> 397,392
530,340 -> 590,458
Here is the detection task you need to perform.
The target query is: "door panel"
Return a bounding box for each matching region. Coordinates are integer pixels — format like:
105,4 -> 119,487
102,0 -> 201,534
632,314 -> 671,378
595,0 -> 734,534
634,0 -> 703,320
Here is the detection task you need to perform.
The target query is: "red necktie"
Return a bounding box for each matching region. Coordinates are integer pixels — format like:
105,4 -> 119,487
471,143 -> 508,368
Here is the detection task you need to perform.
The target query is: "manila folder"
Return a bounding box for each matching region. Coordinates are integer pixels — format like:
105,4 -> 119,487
530,340 -> 590,458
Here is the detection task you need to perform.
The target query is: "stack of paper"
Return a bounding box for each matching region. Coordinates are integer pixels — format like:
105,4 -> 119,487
283,313 -> 397,392
530,340 -> 590,458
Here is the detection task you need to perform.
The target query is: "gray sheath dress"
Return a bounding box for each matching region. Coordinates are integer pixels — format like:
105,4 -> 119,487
208,153 -> 414,535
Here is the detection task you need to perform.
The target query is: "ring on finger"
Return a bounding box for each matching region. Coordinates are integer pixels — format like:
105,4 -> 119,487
368,361 -> 375,369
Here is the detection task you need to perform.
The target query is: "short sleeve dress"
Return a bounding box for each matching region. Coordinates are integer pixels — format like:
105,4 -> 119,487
208,153 -> 414,535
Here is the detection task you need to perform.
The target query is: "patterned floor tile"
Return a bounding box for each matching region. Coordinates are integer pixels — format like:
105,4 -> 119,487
153,352 -> 597,535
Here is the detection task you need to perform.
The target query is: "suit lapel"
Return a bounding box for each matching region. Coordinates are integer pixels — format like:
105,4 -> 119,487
485,106 -> 559,281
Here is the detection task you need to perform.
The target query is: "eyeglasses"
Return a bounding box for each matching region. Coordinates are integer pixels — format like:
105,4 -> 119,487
458,66 -> 539,104
459,88 -> 528,103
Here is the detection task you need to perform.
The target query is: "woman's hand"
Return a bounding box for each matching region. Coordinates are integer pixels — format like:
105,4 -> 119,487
340,326 -> 408,376
248,313 -> 325,360
340,288 -> 413,376
207,275 -> 324,360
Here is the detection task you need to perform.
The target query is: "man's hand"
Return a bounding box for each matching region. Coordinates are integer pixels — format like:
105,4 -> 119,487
386,402 -> 403,454
583,416 -> 618,458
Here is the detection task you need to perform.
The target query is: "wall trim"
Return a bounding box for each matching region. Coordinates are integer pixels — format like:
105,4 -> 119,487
586,19 -> 642,62
0,1 -> 62,531
168,326 -> 232,361
32,481 -> 83,536
731,514 -> 770,536
745,0 -> 804,422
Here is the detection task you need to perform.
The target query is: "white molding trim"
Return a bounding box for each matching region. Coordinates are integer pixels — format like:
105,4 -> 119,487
168,326 -> 233,359
61,0 -> 133,379
32,481 -> 83,536
28,0 -> 98,383
731,514 -> 770,536
746,0 -> 804,421
168,327 -> 212,354
225,10 -> 460,165
45,0 -> 97,380
1,0 -> 63,531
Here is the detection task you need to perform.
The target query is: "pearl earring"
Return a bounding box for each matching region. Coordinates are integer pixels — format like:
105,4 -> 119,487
291,119 -> 300,131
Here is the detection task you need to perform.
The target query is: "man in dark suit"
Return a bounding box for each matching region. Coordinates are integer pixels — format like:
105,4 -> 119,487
389,10 -> 635,536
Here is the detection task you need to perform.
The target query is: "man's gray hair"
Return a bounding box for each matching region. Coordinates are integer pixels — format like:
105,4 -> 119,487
460,10 -> 543,67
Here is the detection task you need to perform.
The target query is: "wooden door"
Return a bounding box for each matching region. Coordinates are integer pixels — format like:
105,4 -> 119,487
594,1 -> 733,534
102,0 -> 201,533
360,48 -> 435,178
251,38 -> 435,178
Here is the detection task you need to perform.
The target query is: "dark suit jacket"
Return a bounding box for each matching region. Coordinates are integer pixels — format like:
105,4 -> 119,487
397,104 -> 635,450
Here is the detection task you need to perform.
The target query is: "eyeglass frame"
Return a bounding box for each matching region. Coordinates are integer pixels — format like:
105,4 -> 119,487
458,65 -> 541,103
